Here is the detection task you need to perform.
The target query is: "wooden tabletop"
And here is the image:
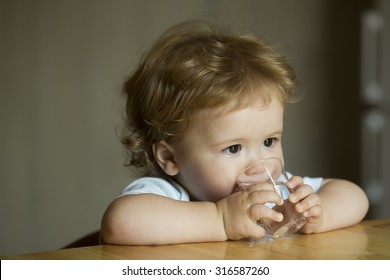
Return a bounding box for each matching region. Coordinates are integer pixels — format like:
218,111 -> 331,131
4,218 -> 390,260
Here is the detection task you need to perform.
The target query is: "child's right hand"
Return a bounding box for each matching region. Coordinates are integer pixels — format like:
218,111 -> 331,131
216,183 -> 284,240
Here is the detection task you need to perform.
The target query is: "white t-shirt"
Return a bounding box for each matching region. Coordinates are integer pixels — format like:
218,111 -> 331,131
121,177 -> 190,200
120,174 -> 323,201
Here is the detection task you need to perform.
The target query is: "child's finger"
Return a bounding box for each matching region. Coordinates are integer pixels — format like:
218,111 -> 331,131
247,190 -> 283,206
295,193 -> 321,213
303,206 -> 323,224
289,184 -> 313,203
249,204 -> 283,223
286,175 -> 304,190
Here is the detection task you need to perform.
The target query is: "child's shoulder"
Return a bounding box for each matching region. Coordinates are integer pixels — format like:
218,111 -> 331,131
120,177 -> 190,201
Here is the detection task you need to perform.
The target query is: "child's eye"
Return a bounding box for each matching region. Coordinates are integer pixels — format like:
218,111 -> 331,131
264,138 -> 277,148
223,144 -> 242,154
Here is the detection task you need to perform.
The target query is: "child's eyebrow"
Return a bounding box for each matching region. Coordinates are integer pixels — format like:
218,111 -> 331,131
266,130 -> 283,137
209,137 -> 246,148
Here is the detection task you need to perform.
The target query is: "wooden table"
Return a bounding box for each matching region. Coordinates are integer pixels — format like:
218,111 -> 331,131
4,218 -> 390,260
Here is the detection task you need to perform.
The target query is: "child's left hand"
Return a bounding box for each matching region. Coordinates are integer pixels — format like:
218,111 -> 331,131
287,176 -> 324,233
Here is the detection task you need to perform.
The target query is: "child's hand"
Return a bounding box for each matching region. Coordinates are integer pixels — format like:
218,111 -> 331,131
216,182 -> 284,240
287,176 -> 324,233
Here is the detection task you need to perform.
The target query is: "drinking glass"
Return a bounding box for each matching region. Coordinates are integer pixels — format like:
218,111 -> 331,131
237,157 -> 306,238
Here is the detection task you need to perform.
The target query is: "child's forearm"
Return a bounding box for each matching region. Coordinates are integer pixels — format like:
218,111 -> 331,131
304,179 -> 369,233
101,194 -> 227,245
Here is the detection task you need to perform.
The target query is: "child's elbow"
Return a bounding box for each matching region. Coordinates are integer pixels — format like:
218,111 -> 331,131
350,182 -> 370,222
100,201 -> 134,245
100,211 -> 124,245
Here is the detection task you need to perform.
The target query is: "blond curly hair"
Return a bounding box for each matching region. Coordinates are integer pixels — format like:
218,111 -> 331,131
121,20 -> 299,176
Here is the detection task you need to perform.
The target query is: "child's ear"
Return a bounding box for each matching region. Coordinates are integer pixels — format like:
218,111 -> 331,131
152,140 -> 179,176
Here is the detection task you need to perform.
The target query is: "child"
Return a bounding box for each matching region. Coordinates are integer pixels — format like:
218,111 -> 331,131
101,20 -> 369,245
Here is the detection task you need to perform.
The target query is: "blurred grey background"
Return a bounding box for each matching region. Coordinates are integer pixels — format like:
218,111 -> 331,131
1,0 -> 389,256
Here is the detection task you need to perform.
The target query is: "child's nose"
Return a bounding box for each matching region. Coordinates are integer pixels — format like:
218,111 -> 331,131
245,162 -> 264,175
242,158 -> 281,182
242,161 -> 271,182
237,162 -> 269,188
247,149 -> 265,167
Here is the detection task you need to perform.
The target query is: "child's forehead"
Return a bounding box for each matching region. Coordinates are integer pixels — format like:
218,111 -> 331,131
169,84 -> 286,140
192,94 -> 277,121
189,98 -> 281,127
179,97 -> 284,143
168,96 -> 284,147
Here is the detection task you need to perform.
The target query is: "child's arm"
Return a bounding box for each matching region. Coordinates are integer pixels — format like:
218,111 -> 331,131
288,177 -> 369,234
101,194 -> 225,245
101,183 -> 283,245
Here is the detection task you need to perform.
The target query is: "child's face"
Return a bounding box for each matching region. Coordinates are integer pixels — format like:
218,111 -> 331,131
170,96 -> 284,202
